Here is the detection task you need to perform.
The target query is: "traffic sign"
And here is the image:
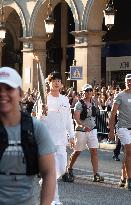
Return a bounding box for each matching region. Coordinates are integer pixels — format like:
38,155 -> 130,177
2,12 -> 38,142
70,66 -> 83,80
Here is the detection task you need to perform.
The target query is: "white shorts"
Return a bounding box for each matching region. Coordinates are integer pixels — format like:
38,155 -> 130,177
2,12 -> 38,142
117,128 -> 131,145
74,129 -> 99,151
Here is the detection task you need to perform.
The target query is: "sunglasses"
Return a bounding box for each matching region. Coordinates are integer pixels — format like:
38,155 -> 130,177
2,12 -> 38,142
84,89 -> 93,92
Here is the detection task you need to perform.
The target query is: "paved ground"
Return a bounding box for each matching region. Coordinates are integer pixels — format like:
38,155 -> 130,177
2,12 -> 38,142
58,142 -> 128,205
59,175 -> 131,205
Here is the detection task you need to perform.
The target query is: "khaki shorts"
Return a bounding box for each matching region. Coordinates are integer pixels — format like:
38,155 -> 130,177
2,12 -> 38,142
117,128 -> 131,145
74,129 -> 99,151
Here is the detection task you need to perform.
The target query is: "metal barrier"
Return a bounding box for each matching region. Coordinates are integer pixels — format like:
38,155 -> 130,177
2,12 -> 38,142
96,110 -> 109,140
70,108 -> 76,129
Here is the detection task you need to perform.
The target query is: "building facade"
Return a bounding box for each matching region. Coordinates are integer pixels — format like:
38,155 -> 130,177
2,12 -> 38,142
0,0 -> 131,91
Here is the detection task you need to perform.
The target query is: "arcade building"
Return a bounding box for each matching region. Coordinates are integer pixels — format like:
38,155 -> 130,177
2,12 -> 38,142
0,0 -> 131,91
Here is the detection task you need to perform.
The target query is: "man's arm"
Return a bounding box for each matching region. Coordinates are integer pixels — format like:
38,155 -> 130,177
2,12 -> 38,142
74,111 -> 91,132
66,110 -> 75,148
39,153 -> 56,205
74,111 -> 83,126
108,103 -> 119,141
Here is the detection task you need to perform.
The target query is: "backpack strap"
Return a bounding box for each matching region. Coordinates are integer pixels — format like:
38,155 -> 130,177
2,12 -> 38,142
0,123 -> 8,160
21,112 -> 39,175
79,99 -> 88,110
79,99 -> 86,106
92,101 -> 94,106
79,99 -> 88,120
91,101 -> 97,117
80,99 -> 84,104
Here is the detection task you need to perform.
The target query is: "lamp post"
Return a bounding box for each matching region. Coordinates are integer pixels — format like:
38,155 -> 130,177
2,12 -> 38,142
44,0 -> 55,35
103,0 -> 116,30
0,0 -> 6,41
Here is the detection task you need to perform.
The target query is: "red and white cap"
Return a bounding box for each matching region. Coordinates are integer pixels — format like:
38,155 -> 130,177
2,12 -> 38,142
0,67 -> 22,88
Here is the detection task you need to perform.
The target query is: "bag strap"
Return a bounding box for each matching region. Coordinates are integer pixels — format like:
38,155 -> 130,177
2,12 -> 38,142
79,99 -> 86,106
92,101 -> 95,106
21,112 -> 34,135
21,112 -> 39,175
0,123 -> 9,160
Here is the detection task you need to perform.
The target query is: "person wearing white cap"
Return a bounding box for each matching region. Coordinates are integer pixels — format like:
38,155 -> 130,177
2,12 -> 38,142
0,67 -> 56,205
109,73 -> 131,190
62,84 -> 104,183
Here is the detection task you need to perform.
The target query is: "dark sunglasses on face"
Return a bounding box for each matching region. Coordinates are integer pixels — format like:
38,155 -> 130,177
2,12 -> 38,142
85,88 -> 93,92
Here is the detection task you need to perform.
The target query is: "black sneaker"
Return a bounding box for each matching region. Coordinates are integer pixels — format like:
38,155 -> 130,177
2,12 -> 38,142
119,178 -> 126,187
127,178 -> 131,191
68,168 -> 74,179
93,173 -> 104,182
62,172 -> 69,182
112,155 -> 120,161
62,169 -> 74,183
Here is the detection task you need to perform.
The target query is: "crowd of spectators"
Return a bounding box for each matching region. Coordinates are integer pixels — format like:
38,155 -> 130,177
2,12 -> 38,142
64,84 -> 122,111
20,84 -> 123,116
20,88 -> 38,114
20,84 -> 123,142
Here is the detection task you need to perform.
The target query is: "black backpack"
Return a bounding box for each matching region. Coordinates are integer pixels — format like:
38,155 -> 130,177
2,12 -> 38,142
79,100 -> 97,120
0,112 -> 39,176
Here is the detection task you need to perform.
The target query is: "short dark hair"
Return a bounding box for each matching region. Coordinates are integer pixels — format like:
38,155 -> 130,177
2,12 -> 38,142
48,72 -> 62,82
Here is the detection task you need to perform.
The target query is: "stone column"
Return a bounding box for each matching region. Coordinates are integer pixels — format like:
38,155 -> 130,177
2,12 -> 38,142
86,30 -> 105,87
73,34 -> 88,91
22,43 -> 34,91
72,30 -> 104,91
20,36 -> 48,91
61,1 -> 68,83
32,36 -> 49,88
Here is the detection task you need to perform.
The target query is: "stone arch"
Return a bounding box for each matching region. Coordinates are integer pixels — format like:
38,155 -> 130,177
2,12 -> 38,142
6,20 -> 18,50
1,5 -> 24,73
3,6 -> 23,49
3,2 -> 26,37
29,0 -> 80,36
64,0 -> 80,30
82,0 -> 106,30
29,0 -> 47,37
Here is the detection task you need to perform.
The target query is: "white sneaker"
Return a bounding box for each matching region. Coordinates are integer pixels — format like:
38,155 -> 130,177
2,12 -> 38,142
51,201 -> 63,205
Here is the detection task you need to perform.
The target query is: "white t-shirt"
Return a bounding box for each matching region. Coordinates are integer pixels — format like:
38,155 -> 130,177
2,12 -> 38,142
42,94 -> 75,145
0,117 -> 55,205
114,90 -> 131,128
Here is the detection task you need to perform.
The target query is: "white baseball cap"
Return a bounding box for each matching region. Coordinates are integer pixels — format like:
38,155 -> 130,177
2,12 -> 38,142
82,84 -> 93,91
0,67 -> 22,88
125,74 -> 131,80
